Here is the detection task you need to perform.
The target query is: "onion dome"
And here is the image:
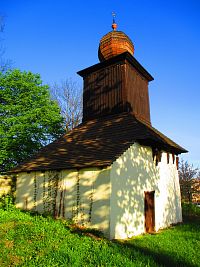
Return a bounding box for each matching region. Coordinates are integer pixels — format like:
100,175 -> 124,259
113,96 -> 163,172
98,21 -> 134,62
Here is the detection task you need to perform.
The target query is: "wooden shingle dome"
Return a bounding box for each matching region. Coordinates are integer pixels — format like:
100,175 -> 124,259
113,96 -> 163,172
98,23 -> 134,62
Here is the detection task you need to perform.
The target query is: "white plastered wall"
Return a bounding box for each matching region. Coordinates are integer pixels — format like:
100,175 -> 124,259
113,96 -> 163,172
15,143 -> 182,240
15,167 -> 111,237
156,152 -> 182,230
15,172 -> 35,210
110,142 -> 182,239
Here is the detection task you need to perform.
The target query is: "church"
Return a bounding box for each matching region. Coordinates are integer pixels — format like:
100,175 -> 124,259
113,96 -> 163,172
11,20 -> 187,239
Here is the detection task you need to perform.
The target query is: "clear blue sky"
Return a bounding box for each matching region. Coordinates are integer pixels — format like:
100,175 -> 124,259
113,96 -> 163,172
1,0 -> 200,167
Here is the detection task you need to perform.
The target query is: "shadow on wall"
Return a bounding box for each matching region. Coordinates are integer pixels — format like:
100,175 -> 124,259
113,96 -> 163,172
15,144 -> 181,240
0,175 -> 16,198
15,167 -> 111,237
163,161 -> 182,228
110,143 -> 160,239
83,64 -> 126,121
109,145 -> 182,239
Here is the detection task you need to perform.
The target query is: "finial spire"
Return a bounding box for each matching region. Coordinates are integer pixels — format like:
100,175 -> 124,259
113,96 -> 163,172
112,12 -> 117,31
112,12 -> 116,23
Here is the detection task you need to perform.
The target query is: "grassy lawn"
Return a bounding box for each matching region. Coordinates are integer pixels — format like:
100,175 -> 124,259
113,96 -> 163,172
0,203 -> 199,266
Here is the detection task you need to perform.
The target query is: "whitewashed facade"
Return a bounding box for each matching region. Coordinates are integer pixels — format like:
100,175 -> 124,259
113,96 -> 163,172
15,142 -> 182,239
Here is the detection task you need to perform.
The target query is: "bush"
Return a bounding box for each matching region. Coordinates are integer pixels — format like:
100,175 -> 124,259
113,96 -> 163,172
182,202 -> 200,217
0,194 -> 15,210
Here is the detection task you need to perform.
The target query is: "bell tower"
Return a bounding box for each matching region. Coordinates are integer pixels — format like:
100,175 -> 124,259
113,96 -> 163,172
78,20 -> 153,125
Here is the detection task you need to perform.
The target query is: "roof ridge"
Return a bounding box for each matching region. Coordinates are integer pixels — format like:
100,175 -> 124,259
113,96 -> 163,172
134,115 -> 187,153
9,113 -> 187,173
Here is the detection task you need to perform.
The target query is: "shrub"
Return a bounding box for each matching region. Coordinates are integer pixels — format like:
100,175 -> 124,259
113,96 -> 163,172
182,202 -> 200,217
0,194 -> 15,210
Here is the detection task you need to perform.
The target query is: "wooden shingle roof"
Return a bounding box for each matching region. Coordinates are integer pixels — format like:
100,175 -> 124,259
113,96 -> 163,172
10,113 -> 187,173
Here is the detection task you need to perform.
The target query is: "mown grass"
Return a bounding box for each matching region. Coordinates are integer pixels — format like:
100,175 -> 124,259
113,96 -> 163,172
0,202 -> 199,267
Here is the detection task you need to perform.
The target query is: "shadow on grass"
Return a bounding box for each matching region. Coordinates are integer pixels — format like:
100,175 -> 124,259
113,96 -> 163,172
65,218 -> 199,267
114,239 -> 196,267
183,214 -> 200,223
13,208 -> 200,267
114,215 -> 200,267
67,224 -> 106,240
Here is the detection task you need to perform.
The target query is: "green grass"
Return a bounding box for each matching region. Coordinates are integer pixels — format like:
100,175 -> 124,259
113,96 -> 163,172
0,203 -> 199,267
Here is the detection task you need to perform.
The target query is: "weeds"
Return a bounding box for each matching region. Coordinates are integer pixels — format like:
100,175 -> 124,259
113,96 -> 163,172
0,203 -> 199,266
0,194 -> 14,210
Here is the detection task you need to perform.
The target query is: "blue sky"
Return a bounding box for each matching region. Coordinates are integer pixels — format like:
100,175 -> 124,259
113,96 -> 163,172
1,0 -> 200,167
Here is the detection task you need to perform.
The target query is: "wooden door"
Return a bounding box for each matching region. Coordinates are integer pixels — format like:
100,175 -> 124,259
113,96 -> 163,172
144,191 -> 155,233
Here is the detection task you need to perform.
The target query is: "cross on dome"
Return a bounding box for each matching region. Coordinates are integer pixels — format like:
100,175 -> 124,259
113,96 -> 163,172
112,12 -> 117,31
98,16 -> 134,62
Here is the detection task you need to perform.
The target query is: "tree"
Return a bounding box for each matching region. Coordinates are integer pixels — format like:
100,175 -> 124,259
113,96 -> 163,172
179,159 -> 200,203
50,79 -> 82,132
0,69 -> 64,173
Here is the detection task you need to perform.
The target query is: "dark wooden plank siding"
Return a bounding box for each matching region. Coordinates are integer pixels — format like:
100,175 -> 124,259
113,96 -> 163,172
82,58 -> 151,124
83,63 -> 125,121
125,61 -> 151,125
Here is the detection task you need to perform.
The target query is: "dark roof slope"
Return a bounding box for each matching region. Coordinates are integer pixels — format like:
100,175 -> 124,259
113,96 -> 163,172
10,113 -> 187,173
77,52 -> 154,82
